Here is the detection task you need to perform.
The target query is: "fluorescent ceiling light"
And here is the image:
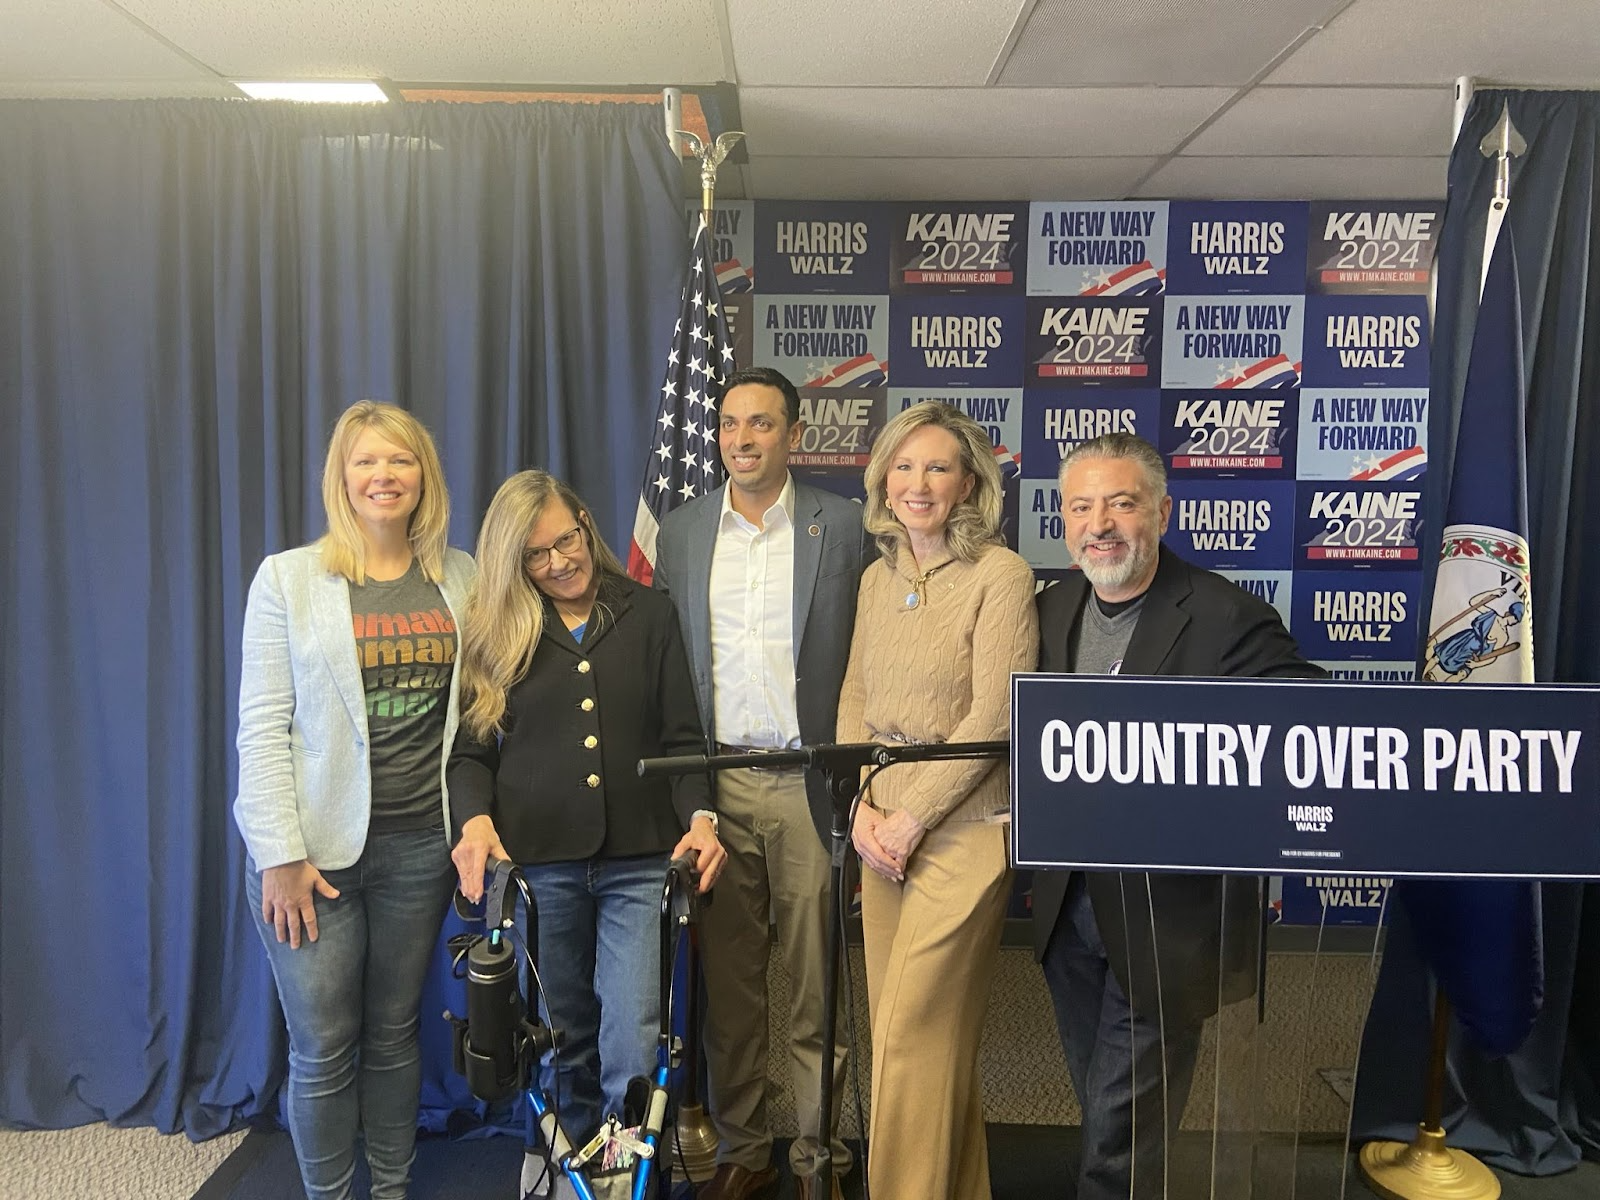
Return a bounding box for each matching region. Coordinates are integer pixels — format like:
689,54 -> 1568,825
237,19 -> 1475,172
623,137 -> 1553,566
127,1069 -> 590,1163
233,80 -> 388,103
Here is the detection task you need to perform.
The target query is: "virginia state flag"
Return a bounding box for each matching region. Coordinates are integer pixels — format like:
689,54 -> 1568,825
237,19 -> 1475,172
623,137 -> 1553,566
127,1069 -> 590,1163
1404,220 -> 1544,1055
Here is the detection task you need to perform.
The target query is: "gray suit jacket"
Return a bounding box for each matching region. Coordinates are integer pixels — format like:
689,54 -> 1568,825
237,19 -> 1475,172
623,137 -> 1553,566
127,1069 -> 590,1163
654,480 -> 872,843
234,543 -> 476,872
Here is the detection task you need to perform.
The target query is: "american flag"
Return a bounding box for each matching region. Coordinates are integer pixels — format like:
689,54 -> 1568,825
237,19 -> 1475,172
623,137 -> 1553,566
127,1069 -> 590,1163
627,214 -> 735,583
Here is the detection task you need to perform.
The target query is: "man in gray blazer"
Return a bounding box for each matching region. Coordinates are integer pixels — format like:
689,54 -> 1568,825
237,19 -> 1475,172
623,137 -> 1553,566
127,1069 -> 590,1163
655,366 -> 871,1200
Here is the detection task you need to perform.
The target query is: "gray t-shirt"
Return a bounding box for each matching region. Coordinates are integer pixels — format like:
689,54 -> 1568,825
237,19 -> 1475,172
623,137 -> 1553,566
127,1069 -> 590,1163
348,560 -> 456,832
1072,592 -> 1144,676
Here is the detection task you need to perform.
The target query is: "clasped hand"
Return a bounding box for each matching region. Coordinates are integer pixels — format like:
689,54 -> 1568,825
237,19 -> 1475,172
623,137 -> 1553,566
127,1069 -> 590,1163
852,804 -> 926,883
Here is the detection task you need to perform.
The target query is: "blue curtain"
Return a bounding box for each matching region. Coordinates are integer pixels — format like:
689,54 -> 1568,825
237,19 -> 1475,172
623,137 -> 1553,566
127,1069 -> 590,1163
0,98 -> 687,1136
1353,88 -> 1600,1173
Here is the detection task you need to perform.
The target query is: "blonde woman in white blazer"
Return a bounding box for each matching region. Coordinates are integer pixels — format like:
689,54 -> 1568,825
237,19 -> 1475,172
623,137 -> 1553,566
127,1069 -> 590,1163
234,401 -> 474,1200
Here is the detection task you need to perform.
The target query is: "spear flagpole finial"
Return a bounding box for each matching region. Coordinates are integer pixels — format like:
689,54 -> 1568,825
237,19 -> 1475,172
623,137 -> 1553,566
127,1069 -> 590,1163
1479,101 -> 1526,203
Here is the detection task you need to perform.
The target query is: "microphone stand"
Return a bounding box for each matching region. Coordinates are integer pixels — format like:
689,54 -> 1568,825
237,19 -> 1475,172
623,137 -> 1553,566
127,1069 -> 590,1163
640,738 -> 1009,1194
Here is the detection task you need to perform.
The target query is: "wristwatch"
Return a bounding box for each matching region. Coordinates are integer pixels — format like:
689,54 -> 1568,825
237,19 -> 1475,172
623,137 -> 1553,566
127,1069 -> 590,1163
691,808 -> 719,835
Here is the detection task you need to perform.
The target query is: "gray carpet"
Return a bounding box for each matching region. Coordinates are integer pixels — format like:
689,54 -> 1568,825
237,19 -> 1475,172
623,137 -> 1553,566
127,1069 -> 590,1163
190,939 -> 1600,1198
779,943 -> 1386,1134
196,1124 -> 1600,1200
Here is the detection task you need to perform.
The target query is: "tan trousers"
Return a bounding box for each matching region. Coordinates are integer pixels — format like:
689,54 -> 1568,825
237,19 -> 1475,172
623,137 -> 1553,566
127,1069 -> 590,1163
861,817 -> 1010,1200
700,765 -> 853,1175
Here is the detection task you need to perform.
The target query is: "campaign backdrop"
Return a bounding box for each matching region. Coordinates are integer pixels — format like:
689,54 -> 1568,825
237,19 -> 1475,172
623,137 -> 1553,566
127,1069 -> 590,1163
696,197 -> 1445,921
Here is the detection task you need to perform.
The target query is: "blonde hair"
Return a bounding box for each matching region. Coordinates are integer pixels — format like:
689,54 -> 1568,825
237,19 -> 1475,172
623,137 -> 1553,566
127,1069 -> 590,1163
458,470 -> 627,740
316,400 -> 451,584
863,401 -> 1005,564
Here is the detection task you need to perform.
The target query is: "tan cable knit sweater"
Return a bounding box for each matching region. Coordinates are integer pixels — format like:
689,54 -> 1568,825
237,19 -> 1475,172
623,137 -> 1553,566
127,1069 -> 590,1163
836,541 -> 1040,828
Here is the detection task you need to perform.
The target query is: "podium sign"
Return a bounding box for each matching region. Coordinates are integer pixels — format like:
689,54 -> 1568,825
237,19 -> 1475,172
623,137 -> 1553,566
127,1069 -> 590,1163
1011,674 -> 1600,878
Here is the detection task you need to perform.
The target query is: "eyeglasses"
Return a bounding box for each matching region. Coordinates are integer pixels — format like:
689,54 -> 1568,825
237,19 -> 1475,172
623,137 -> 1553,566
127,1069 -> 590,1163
522,525 -> 584,571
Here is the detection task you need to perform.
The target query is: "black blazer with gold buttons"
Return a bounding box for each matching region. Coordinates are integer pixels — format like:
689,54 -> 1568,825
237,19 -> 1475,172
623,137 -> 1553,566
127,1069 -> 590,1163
447,574 -> 711,863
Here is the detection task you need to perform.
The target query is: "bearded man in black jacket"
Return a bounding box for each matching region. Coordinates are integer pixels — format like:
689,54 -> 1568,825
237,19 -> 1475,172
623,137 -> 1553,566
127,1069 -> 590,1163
1032,433 -> 1325,1200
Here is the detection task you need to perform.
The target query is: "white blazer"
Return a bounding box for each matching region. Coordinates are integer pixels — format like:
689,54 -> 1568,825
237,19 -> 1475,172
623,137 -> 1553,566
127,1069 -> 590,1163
233,543 -> 476,872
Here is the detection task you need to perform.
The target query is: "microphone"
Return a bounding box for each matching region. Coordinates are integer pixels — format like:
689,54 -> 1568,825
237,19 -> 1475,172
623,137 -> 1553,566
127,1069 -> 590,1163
464,933 -> 523,1100
639,747 -> 814,776
638,752 -> 710,777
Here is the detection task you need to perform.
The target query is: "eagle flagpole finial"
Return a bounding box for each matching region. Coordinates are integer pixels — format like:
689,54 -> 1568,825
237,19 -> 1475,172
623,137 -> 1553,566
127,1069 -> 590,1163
677,129 -> 746,219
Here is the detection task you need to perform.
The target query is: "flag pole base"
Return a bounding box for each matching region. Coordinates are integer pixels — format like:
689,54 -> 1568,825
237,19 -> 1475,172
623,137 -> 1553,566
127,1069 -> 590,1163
1358,1125 -> 1501,1200
672,1100 -> 719,1183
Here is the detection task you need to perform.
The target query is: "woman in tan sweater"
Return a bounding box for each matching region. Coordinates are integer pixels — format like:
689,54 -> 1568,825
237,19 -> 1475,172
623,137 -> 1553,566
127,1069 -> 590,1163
836,401 -> 1039,1200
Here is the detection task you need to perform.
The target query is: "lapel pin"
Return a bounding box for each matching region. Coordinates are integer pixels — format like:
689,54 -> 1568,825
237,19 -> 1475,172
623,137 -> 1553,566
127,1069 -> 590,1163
808,524 -> 820,537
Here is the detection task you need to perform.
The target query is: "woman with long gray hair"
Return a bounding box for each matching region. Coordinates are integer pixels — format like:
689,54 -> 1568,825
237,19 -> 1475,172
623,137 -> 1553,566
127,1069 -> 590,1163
448,470 -> 725,1184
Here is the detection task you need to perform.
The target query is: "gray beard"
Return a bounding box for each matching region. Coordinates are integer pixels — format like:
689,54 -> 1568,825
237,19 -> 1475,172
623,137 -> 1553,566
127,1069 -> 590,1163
1073,542 -> 1151,591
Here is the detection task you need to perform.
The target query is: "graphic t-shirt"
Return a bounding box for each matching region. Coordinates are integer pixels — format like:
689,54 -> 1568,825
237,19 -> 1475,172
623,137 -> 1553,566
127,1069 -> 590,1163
348,561 -> 457,832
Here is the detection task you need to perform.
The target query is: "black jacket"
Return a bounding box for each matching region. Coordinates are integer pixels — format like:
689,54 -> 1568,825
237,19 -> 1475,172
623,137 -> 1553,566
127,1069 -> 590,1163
1031,545 -> 1325,1027
448,576 -> 711,863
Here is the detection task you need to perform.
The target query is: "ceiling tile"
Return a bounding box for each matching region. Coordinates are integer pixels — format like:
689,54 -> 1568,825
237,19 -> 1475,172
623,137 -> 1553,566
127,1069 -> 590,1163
998,0 -> 1348,87
741,86 -> 1231,158
0,0 -> 221,83
1133,155 -> 1447,199
746,155 -> 1158,200
110,0 -> 727,84
1186,86 -> 1455,156
1268,0 -> 1600,86
728,0 -> 1028,87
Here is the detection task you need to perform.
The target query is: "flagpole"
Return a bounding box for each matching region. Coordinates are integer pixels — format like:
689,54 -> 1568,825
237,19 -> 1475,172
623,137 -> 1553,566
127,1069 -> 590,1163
1357,100 -> 1526,1200
649,92 -> 745,1182
627,105 -> 745,583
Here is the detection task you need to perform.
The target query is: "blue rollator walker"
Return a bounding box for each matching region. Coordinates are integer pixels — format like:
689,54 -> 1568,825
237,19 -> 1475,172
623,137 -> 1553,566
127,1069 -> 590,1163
444,855 -> 702,1200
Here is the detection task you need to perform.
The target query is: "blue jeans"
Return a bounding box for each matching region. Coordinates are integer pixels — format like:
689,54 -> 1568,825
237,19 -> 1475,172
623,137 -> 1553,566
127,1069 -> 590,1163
1041,873 -> 1202,1200
247,827 -> 454,1200
522,855 -> 664,1147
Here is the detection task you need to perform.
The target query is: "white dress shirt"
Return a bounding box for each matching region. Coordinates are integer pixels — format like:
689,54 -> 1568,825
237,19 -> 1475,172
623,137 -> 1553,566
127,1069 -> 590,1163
709,475 -> 801,749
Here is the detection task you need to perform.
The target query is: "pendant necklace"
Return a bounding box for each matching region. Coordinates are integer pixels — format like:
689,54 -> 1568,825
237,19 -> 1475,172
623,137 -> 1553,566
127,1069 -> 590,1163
905,561 -> 950,609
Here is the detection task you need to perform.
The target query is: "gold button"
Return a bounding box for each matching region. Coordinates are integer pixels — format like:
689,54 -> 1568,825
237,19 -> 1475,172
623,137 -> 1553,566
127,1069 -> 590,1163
584,735 -> 598,749
577,660 -> 591,674
586,773 -> 601,788
580,698 -> 595,712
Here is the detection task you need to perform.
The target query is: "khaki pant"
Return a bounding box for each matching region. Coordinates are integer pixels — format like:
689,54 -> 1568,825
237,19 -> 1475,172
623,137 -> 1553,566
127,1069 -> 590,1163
700,765 -> 853,1175
861,817 -> 1010,1200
